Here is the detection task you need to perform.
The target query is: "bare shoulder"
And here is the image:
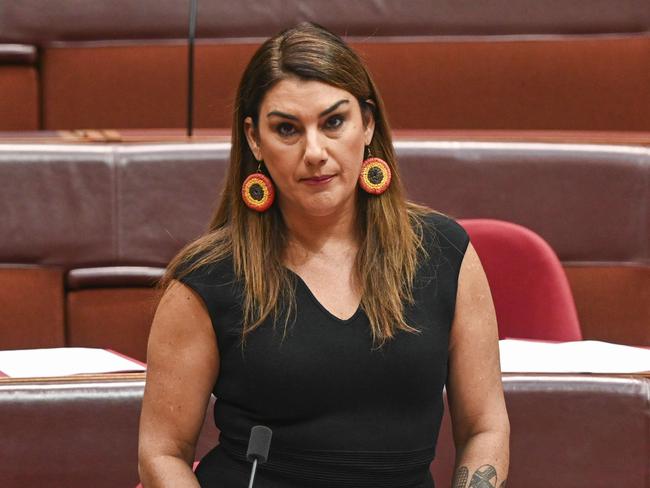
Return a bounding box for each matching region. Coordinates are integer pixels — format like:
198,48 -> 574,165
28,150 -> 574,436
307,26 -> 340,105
451,242 -> 496,346
139,280 -> 219,464
447,242 -> 507,439
147,279 -> 219,376
152,280 -> 215,339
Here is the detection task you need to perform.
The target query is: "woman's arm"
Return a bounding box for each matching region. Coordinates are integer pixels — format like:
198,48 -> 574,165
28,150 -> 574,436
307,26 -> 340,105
446,243 -> 510,488
138,280 -> 220,487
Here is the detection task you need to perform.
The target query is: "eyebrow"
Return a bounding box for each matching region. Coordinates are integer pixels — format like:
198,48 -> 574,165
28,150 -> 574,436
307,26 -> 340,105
266,99 -> 350,120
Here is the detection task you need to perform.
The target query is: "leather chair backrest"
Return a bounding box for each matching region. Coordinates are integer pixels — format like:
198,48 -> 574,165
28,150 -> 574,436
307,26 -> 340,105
459,219 -> 582,341
2,1 -> 649,130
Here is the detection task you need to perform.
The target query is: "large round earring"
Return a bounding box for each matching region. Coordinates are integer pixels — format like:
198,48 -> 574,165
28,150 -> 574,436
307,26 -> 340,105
242,161 -> 275,212
359,148 -> 392,195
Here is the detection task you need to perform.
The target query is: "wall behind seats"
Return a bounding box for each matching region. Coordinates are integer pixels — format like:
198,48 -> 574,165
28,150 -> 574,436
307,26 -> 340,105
0,45 -> 39,130
40,43 -> 258,131
355,37 -> 650,131
0,0 -> 649,131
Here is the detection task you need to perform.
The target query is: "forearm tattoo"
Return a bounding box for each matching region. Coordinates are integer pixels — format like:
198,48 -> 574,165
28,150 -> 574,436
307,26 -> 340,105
452,464 -> 506,488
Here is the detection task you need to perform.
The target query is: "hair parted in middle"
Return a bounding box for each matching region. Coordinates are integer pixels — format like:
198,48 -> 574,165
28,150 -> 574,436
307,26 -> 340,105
161,21 -> 434,349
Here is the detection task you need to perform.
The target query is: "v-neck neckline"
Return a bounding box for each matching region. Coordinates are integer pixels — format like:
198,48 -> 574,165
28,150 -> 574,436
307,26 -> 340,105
285,267 -> 362,325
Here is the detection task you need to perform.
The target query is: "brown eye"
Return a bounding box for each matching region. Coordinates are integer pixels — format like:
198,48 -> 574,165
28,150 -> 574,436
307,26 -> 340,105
277,122 -> 296,137
325,115 -> 344,130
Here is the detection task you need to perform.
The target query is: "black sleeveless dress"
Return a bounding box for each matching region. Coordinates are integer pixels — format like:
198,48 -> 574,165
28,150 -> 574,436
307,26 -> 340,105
175,213 -> 470,488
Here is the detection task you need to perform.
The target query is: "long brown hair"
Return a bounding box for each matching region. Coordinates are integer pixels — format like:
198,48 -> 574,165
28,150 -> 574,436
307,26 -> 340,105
160,22 -> 433,349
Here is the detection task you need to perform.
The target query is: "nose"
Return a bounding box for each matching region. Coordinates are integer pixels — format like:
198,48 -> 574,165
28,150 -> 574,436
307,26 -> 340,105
303,128 -> 328,166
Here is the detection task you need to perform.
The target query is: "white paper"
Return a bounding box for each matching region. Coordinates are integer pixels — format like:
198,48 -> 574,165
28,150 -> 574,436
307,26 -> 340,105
0,348 -> 146,378
499,339 -> 650,374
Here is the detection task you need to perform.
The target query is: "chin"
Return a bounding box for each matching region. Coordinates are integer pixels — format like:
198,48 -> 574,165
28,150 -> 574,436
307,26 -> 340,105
300,195 -> 347,217
302,203 -> 339,217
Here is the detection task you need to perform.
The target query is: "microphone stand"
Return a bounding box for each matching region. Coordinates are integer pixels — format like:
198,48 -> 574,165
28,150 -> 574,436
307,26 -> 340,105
187,0 -> 198,138
247,458 -> 259,488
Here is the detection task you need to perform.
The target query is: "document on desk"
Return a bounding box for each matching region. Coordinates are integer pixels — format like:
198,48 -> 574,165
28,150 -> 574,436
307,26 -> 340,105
0,348 -> 146,378
499,339 -> 650,374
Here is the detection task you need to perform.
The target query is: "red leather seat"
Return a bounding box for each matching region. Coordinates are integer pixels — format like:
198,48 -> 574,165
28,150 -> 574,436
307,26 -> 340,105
459,219 -> 582,341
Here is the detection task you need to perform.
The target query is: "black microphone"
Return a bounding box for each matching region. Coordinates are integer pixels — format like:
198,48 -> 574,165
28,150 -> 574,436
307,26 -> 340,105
187,0 -> 198,137
246,425 -> 273,488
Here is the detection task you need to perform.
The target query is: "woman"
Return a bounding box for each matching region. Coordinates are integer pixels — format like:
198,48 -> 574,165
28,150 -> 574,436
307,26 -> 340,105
138,22 -> 509,488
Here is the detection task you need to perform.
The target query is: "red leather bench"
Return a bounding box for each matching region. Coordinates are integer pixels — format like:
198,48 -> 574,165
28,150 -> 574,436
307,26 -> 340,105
1,139 -> 649,360
1,1 -> 648,131
0,373 -> 647,487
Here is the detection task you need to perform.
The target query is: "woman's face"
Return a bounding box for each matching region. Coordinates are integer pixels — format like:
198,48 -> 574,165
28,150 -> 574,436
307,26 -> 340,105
244,78 -> 375,218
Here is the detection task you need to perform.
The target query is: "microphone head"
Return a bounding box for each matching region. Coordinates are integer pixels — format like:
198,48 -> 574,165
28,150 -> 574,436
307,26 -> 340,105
246,425 -> 273,464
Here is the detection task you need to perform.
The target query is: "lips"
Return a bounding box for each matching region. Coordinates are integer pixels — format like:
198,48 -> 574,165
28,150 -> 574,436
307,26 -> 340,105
301,175 -> 335,182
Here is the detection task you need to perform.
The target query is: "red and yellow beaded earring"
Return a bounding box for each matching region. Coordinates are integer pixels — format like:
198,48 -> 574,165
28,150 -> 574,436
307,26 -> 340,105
242,161 -> 275,212
359,148 -> 392,195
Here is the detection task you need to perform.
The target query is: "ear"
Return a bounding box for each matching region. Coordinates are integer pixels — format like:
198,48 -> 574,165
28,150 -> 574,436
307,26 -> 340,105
362,99 -> 376,146
243,116 -> 262,161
